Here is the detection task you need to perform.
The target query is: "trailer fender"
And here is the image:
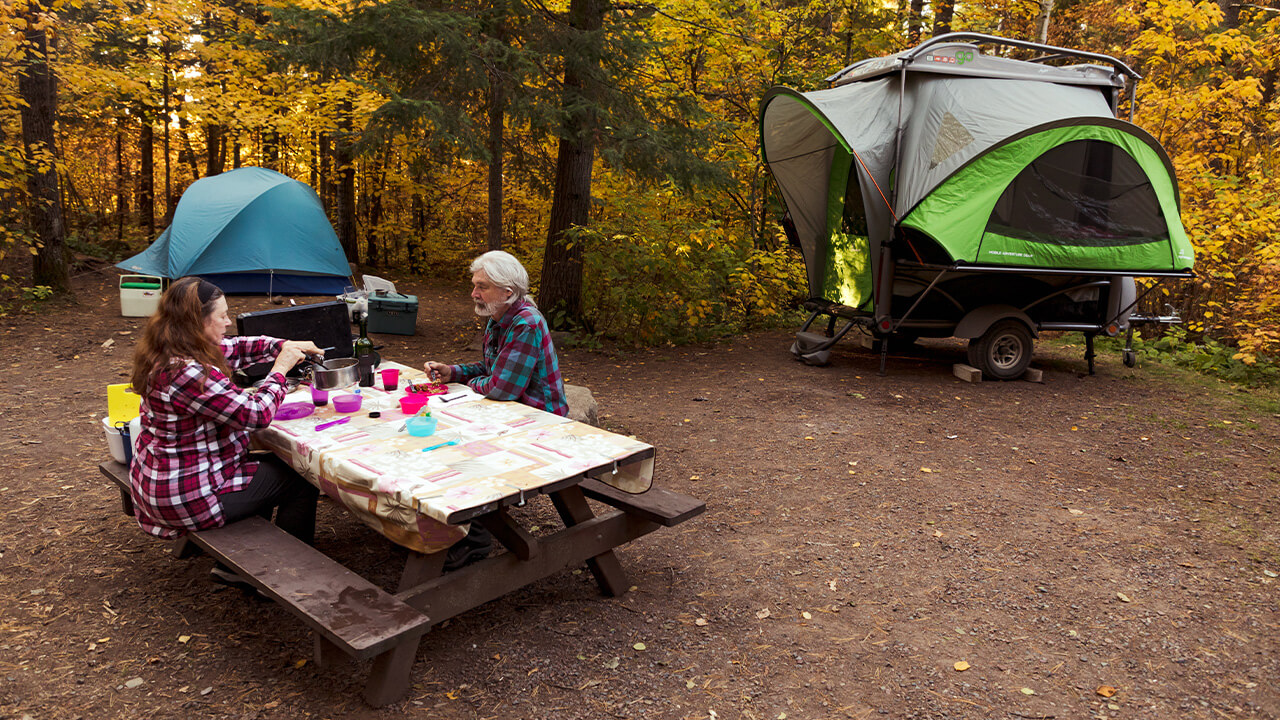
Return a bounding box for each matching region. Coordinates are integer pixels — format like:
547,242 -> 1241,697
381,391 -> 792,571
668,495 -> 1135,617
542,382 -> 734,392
954,305 -> 1038,340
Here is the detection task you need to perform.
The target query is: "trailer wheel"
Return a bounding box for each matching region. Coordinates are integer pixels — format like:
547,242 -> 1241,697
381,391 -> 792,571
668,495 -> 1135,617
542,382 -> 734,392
1123,349 -> 1137,368
967,319 -> 1034,380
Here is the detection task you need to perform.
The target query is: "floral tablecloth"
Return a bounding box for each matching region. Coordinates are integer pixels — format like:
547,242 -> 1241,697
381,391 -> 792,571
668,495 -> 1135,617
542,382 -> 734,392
254,362 -> 655,554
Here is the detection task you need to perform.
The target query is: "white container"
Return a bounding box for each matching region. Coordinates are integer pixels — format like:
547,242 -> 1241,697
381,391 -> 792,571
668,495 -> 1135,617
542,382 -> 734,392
120,275 -> 164,317
103,416 -> 142,464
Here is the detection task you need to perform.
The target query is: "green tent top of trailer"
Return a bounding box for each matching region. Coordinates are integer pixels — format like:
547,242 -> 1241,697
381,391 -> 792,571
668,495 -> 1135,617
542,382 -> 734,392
760,38 -> 1194,308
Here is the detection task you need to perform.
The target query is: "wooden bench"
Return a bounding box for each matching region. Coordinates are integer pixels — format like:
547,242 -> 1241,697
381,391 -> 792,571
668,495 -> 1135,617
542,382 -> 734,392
579,477 -> 706,527
100,461 -> 707,706
99,461 -> 431,706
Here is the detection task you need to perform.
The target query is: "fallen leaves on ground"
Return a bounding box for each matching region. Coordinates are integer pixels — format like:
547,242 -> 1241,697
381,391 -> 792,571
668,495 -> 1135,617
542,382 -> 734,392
953,661 -> 970,671
1097,685 -> 1117,697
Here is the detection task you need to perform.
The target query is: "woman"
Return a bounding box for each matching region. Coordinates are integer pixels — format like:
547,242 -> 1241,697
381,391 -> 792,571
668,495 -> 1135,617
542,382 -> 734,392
129,277 -> 320,583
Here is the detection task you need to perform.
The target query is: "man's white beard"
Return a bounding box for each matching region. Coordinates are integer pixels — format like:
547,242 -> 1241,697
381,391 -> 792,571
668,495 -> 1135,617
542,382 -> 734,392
474,300 -> 504,317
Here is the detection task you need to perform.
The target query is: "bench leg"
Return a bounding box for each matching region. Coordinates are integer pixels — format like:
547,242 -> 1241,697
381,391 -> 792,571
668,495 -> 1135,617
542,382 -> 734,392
117,486 -> 134,517
172,535 -> 203,559
549,486 -> 630,597
314,635 -> 350,669
398,551 -> 446,593
363,636 -> 421,707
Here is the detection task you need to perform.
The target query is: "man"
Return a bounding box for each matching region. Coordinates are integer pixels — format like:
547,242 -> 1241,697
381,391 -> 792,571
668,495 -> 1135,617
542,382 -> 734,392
424,250 -> 568,568
425,250 -> 567,415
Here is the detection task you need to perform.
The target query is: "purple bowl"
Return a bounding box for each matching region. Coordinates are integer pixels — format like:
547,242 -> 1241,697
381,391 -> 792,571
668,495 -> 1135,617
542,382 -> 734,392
332,394 -> 362,413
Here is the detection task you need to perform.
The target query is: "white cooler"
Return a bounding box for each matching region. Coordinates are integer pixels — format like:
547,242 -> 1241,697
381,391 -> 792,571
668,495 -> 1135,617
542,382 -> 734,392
103,416 -> 142,465
120,275 -> 164,317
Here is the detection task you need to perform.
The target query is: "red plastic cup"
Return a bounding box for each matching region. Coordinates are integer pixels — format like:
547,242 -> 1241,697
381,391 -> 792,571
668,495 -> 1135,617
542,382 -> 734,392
381,368 -> 400,391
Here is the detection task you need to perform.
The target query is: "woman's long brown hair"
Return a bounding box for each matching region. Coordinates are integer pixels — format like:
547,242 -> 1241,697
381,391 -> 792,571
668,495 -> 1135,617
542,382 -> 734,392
130,277 -> 232,397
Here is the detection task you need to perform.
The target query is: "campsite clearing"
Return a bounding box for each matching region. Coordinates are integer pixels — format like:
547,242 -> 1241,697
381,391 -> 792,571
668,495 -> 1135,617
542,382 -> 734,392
1,265 -> 1278,719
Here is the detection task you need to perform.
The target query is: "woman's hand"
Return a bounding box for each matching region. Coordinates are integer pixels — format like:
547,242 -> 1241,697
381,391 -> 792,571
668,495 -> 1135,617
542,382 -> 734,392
270,344 -> 307,378
424,361 -> 452,383
282,340 -> 322,357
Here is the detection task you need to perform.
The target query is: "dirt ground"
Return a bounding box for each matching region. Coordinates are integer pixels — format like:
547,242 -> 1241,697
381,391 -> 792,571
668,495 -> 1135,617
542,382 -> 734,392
1,261 -> 1278,720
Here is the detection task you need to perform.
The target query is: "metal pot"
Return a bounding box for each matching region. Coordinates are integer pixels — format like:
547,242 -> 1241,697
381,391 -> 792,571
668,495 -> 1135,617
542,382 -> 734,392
307,357 -> 359,390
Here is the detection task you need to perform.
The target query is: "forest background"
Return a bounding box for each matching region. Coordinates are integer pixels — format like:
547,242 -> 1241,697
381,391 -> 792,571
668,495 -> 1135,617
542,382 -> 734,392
1,0 -> 1277,362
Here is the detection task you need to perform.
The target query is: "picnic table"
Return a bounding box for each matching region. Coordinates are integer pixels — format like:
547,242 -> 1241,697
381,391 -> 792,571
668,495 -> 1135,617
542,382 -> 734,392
100,361 -> 704,706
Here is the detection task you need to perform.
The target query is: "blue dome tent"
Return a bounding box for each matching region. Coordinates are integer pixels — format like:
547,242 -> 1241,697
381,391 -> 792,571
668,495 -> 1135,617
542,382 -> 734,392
117,167 -> 352,294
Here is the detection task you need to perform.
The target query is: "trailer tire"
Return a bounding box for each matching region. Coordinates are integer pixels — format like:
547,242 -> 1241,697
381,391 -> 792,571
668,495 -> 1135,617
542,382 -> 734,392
967,319 -> 1034,380
1123,349 -> 1137,368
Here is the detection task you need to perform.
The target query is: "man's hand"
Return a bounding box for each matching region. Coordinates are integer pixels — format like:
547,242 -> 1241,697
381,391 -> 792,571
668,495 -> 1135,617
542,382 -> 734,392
424,361 -> 453,383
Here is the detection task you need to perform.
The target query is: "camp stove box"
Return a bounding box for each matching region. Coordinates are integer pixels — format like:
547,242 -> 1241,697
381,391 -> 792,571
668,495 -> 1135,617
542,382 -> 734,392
367,291 -> 418,335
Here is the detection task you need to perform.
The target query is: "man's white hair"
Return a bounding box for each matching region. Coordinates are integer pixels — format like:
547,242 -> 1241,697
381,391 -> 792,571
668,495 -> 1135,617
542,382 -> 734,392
471,250 -> 530,306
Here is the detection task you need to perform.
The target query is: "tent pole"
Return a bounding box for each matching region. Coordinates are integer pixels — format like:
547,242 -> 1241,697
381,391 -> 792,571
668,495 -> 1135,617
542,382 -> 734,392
875,62 -> 911,332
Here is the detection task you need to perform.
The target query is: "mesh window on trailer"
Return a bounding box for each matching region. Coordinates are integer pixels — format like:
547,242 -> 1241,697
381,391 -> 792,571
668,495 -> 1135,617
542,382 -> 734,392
986,139 -> 1169,247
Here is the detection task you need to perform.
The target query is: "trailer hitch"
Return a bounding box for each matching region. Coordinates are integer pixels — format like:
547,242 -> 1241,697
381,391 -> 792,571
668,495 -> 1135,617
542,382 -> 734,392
1122,304 -> 1181,367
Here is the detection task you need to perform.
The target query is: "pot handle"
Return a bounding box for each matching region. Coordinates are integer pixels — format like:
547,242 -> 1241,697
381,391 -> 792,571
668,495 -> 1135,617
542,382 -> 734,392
298,360 -> 316,385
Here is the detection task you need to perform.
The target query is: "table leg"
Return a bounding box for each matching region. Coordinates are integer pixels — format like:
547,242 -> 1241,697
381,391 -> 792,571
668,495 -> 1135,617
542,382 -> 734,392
398,551 -> 446,593
478,508 -> 539,560
549,485 -> 630,597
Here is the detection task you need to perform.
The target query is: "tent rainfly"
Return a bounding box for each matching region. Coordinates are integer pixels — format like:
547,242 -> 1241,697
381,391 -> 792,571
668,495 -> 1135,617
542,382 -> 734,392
118,167 -> 352,294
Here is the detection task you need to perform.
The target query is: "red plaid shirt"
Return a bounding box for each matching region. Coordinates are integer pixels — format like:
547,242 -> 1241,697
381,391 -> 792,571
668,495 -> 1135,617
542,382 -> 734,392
129,336 -> 287,539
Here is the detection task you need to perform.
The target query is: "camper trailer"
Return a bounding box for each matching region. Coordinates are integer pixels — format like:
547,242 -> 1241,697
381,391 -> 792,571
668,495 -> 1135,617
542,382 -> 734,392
760,33 -> 1194,379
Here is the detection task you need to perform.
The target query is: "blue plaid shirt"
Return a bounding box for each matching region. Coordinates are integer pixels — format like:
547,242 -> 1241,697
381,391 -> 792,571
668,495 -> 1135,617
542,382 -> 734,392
451,299 -> 568,416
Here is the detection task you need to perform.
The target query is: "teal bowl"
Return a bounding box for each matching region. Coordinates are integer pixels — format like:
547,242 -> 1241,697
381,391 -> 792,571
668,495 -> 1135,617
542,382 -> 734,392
406,415 -> 437,437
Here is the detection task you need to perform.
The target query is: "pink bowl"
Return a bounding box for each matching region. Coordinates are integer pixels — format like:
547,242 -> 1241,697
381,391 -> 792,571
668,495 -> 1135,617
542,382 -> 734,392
399,394 -> 429,415
332,394 -> 362,413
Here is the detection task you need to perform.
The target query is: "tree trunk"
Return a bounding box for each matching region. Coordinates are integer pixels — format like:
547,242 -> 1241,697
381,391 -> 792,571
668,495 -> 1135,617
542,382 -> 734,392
537,0 -> 605,325
319,131 -> 332,214
486,67 -> 505,251
309,130 -> 318,190
1033,0 -> 1053,44
908,0 -> 926,44
115,123 -> 127,246
138,117 -> 154,234
264,130 -> 280,171
232,134 -> 241,169
933,0 -> 955,36
365,151 -> 387,267
17,2 -> 71,294
335,101 -> 358,262
205,123 -> 225,176
162,41 -> 173,225
485,13 -> 509,252
178,113 -> 201,180
1217,0 -> 1240,29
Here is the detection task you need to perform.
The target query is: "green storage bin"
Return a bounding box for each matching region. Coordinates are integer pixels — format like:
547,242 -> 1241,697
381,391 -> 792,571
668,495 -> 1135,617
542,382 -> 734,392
367,292 -> 418,335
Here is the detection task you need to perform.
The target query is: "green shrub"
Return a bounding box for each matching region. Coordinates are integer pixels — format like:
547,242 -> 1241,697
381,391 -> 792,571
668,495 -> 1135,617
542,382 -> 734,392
578,223 -> 806,346
1139,327 -> 1280,386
